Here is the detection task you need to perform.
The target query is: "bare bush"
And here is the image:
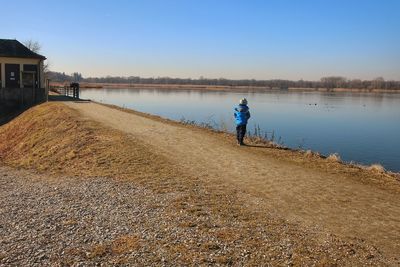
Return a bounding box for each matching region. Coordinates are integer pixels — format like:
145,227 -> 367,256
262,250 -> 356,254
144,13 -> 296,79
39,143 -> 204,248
327,153 -> 341,162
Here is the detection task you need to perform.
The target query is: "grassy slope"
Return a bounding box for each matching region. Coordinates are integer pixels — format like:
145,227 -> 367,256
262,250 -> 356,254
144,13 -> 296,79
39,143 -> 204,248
0,102 -> 174,181
0,102 -> 397,265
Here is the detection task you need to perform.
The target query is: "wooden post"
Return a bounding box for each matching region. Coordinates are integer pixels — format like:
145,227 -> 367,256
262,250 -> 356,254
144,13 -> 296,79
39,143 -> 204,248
20,87 -> 23,107
70,83 -> 79,99
45,79 -> 50,102
75,83 -> 79,99
32,73 -> 35,103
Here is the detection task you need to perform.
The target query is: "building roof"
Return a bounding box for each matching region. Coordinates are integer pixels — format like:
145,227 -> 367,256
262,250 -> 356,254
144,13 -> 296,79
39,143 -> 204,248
0,39 -> 46,60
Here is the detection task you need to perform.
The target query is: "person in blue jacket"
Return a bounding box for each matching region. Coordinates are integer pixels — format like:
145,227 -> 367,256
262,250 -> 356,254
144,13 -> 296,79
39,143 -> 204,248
234,98 -> 251,146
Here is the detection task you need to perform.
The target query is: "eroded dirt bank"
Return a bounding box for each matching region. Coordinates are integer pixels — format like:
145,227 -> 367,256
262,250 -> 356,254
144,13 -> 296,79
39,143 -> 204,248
1,102 -> 399,266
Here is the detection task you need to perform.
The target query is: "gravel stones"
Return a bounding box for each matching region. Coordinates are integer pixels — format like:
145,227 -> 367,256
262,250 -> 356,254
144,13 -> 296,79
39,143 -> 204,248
1,166 -> 398,266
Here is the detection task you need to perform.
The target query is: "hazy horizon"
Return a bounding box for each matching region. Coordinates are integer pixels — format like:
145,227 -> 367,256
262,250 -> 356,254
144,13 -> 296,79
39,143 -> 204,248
49,71 -> 400,82
3,0 -> 400,80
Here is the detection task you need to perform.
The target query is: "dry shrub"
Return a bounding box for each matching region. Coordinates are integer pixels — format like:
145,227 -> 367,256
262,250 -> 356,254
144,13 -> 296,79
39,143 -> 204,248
215,255 -> 233,265
87,244 -> 108,259
111,235 -> 140,254
215,228 -> 241,242
368,164 -> 385,173
305,150 -> 313,157
179,221 -> 197,228
202,242 -> 221,250
327,153 -> 341,162
85,235 -> 140,259
304,150 -> 323,160
62,218 -> 78,226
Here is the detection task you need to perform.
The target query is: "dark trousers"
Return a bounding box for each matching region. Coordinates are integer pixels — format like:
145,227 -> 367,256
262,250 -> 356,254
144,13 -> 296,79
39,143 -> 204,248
236,124 -> 247,144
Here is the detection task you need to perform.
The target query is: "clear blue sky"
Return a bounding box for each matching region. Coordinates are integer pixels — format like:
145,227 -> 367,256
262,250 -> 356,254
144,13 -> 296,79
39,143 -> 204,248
2,0 -> 399,80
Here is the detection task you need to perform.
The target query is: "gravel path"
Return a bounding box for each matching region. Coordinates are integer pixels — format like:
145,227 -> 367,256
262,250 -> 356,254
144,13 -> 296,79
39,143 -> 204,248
0,166 -> 173,266
65,101 -> 400,258
0,166 -> 298,266
2,101 -> 400,266
2,165 -> 396,266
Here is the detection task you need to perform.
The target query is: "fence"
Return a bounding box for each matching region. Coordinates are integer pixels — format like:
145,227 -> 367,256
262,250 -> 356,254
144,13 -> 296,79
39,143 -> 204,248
0,87 -> 46,114
51,83 -> 80,99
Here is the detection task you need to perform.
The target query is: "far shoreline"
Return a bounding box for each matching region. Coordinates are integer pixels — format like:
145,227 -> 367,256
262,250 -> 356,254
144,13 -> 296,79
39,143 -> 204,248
50,82 -> 400,94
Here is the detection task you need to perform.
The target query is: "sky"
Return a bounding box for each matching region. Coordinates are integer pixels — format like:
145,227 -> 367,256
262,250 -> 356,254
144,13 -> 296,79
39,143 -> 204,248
1,0 -> 399,80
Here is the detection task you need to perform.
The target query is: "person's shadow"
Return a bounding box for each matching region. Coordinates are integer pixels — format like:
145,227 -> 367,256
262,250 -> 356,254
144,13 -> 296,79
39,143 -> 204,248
242,144 -> 270,149
243,143 -> 289,150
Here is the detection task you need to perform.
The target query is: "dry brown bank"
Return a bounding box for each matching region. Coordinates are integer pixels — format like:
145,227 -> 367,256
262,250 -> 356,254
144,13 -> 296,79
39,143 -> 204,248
1,102 -> 400,265
50,82 -> 400,93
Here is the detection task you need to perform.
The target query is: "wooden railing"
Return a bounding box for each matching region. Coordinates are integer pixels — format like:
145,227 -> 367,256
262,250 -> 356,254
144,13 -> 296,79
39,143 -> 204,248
51,83 -> 80,99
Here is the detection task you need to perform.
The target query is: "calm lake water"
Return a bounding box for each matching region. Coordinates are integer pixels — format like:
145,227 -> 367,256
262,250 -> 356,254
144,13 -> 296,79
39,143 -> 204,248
80,88 -> 400,172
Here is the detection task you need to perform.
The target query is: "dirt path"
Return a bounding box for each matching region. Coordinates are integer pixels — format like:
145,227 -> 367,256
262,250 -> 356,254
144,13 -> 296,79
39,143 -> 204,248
66,101 -> 400,257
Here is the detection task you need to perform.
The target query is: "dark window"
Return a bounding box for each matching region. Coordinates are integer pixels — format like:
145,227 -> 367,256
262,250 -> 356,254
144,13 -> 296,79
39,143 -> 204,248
23,64 -> 38,88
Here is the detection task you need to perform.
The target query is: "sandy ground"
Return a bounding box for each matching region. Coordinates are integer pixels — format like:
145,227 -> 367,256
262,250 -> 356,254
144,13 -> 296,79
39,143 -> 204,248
64,101 -> 400,258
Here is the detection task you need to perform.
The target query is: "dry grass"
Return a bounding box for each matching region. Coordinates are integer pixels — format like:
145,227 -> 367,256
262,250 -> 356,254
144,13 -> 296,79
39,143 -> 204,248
326,153 -> 341,162
368,164 -> 386,173
0,102 -> 176,183
305,149 -> 313,157
96,102 -> 400,190
0,102 -> 399,265
73,235 -> 141,260
87,244 -> 108,259
62,219 -> 78,226
111,235 -> 140,254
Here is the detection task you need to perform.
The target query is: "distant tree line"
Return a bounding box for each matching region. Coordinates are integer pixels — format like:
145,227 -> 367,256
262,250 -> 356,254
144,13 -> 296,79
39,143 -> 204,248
46,71 -> 400,90
47,71 -> 82,82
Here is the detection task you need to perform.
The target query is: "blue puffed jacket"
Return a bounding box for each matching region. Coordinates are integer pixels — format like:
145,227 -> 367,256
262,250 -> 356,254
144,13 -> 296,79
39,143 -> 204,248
234,104 -> 251,126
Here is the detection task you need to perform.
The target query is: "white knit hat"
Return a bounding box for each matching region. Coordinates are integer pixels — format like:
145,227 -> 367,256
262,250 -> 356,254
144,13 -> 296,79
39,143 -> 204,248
239,98 -> 248,105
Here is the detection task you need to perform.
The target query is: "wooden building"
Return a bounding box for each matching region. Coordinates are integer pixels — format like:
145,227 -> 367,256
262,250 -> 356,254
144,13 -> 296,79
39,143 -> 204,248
0,39 -> 47,110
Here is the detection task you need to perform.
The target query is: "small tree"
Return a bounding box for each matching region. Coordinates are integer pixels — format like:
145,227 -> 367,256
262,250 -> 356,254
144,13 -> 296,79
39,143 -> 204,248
23,39 -> 50,75
24,39 -> 42,53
